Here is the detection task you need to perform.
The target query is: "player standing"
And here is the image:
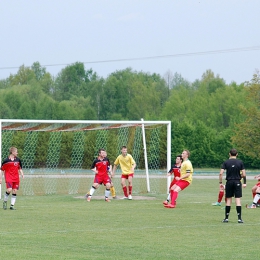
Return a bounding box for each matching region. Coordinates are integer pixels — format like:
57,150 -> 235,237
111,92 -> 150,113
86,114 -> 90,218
220,149 -> 246,223
1,147 -> 24,210
86,148 -> 111,202
112,146 -> 136,200
163,154 -> 182,206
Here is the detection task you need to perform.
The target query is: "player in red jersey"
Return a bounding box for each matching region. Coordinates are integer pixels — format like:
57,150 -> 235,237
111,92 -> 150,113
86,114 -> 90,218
246,174 -> 260,208
1,147 -> 24,210
163,154 -> 182,206
86,148 -> 112,202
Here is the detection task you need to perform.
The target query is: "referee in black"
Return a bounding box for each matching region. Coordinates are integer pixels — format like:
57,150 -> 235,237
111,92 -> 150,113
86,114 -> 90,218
219,148 -> 246,223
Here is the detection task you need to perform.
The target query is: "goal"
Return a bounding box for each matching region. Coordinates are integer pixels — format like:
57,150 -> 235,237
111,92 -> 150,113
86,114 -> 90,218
0,119 -> 171,198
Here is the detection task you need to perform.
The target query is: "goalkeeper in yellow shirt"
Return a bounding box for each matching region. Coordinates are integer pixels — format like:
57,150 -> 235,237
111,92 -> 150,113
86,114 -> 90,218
112,146 -> 136,200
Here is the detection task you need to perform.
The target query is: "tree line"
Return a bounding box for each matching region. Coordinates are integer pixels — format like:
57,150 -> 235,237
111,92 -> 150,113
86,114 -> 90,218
0,62 -> 259,168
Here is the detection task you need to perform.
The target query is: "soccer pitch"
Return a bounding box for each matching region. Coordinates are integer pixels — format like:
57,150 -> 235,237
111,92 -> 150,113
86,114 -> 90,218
1,178 -> 259,259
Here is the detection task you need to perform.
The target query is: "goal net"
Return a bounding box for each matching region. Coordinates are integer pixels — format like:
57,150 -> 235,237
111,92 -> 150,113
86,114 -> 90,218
0,119 -> 171,198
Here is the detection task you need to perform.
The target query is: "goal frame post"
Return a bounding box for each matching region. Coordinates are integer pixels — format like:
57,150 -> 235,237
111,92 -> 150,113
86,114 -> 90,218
0,119 -> 171,198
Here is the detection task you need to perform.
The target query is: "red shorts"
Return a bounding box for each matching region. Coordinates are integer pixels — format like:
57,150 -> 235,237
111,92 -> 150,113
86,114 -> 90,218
121,173 -> 134,179
169,179 -> 178,189
6,182 -> 20,190
94,174 -> 111,185
256,182 -> 260,187
174,180 -> 190,190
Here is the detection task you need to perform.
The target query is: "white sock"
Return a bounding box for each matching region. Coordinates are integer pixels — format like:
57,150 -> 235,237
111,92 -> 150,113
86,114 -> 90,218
4,192 -> 10,202
253,194 -> 260,204
167,194 -> 170,201
89,186 -> 96,196
105,189 -> 110,198
11,194 -> 16,206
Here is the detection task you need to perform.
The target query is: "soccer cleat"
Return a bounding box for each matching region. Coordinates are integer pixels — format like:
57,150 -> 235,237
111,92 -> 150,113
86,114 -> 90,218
105,198 -> 111,202
212,202 -> 221,206
128,195 -> 132,200
120,196 -> 128,200
112,196 -> 118,199
163,200 -> 169,205
246,204 -> 256,209
10,206 -> 16,210
222,219 -> 229,223
87,196 -> 91,202
3,201 -> 7,210
238,219 -> 244,224
164,204 -> 175,208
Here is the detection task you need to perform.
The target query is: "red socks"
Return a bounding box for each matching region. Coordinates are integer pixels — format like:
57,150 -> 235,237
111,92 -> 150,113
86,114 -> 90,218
123,186 -> 128,197
170,190 -> 178,205
218,190 -> 224,203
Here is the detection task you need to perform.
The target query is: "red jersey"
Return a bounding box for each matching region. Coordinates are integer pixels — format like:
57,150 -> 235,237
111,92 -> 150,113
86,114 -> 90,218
1,156 -> 22,182
91,157 -> 110,176
168,164 -> 181,178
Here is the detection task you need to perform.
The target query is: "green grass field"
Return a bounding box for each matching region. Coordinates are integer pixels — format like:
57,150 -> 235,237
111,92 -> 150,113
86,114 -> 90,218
1,178 -> 259,260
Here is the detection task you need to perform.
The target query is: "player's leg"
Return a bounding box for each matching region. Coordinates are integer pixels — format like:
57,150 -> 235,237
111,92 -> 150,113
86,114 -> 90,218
121,175 -> 128,199
247,186 -> 260,208
212,186 -> 225,206
257,183 -> 260,204
167,180 -> 190,208
128,174 -> 133,200
222,181 -> 234,222
235,196 -> 243,223
222,197 -> 232,222
252,184 -> 257,199
86,182 -> 99,202
105,182 -> 111,202
110,182 -> 117,199
10,187 -> 18,210
11,182 -> 20,210
3,185 -> 12,210
163,181 -> 175,205
164,183 -> 182,208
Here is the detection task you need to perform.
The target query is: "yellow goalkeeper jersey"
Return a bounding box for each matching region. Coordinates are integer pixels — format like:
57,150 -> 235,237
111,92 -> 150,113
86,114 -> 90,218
114,154 -> 136,175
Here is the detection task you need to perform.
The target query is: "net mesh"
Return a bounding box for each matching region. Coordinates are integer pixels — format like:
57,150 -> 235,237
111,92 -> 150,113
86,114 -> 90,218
1,122 -> 168,196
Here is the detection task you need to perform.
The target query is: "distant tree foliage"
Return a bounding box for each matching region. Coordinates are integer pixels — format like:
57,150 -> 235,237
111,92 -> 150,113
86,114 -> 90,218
232,71 -> 260,162
0,62 -> 260,168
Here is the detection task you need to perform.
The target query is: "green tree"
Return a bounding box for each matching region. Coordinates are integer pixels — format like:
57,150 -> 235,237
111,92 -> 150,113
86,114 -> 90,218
232,71 -> 260,159
31,62 -> 47,81
0,102 -> 13,118
53,62 -> 97,101
8,65 -> 36,86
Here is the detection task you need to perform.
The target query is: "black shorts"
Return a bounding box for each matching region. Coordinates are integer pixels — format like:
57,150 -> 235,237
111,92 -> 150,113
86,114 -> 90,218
225,180 -> 242,198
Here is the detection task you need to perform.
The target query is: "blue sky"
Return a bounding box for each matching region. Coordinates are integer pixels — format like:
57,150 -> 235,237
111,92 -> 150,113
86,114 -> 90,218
1,0 -> 259,84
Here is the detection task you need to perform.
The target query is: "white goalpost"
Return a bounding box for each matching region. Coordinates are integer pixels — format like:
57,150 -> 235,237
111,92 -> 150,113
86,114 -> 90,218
0,119 -> 171,198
